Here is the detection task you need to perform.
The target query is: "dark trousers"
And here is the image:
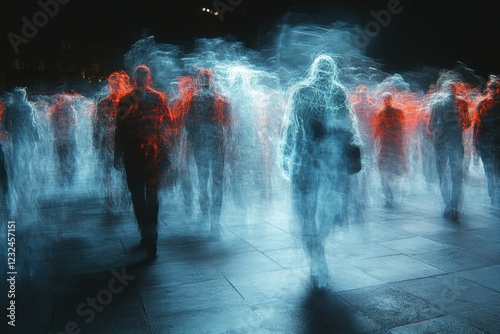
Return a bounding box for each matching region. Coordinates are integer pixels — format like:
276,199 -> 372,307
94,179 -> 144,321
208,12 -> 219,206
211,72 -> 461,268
434,140 -> 464,210
124,160 -> 159,247
0,145 -> 8,210
55,140 -> 76,185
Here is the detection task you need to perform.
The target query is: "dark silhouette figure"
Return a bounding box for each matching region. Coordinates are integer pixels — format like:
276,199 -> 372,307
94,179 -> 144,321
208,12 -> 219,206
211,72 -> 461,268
51,93 -> 77,186
474,78 -> 500,209
428,81 -> 471,219
0,142 -> 8,215
283,55 -> 360,288
184,69 -> 231,236
115,65 -> 171,258
94,71 -> 131,209
373,92 -> 407,207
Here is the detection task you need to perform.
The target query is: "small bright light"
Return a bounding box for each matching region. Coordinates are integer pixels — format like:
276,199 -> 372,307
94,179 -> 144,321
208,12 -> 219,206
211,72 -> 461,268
214,12 -> 218,16
201,7 -> 206,11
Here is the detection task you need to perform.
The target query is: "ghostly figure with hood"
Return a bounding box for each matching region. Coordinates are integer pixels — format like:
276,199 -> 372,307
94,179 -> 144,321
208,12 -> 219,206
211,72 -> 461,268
282,55 -> 361,288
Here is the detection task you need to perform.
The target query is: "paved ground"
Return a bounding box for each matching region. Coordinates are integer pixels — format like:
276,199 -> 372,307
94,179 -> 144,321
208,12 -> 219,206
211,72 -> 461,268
1,169 -> 499,334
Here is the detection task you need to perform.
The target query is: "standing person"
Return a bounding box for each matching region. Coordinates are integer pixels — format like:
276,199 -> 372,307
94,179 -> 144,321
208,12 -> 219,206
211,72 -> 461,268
94,71 -> 131,210
0,142 -> 8,217
352,85 -> 378,207
51,93 -> 77,186
0,95 -> 9,215
184,68 -> 232,236
282,55 -> 361,289
428,80 -> 471,219
474,77 -> 500,209
373,92 -> 407,207
115,65 -> 171,258
2,87 -> 39,212
2,87 -> 39,148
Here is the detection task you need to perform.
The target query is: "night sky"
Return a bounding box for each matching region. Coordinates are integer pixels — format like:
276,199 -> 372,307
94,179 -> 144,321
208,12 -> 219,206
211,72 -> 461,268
2,0 -> 499,79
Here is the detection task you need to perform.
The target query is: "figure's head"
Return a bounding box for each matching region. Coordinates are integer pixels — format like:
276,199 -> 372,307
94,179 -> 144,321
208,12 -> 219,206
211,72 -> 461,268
308,54 -> 339,85
196,68 -> 214,89
133,65 -> 153,88
358,85 -> 368,100
440,80 -> 459,96
108,70 -> 130,92
381,92 -> 394,107
13,87 -> 27,101
53,93 -> 72,108
486,78 -> 500,97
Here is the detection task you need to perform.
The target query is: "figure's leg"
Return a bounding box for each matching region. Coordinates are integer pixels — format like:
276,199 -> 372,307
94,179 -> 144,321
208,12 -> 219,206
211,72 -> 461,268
449,144 -> 464,214
124,163 -> 147,239
490,147 -> 500,208
434,144 -> 451,211
292,171 -> 328,287
192,147 -> 210,217
210,149 -> 225,230
144,182 -> 159,257
479,148 -> 495,201
180,141 -> 194,215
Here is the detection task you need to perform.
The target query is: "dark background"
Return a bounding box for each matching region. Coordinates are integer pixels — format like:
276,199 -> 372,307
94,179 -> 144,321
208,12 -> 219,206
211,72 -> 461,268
1,0 -> 499,87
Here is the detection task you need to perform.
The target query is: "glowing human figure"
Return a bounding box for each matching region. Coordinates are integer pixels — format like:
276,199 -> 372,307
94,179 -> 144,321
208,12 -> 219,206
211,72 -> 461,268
184,69 -> 232,236
283,55 -> 360,288
428,80 -> 471,219
3,87 -> 38,147
51,93 -> 77,186
94,71 -> 132,210
2,87 -> 39,213
373,92 -> 407,207
115,65 -> 171,257
474,77 -> 500,209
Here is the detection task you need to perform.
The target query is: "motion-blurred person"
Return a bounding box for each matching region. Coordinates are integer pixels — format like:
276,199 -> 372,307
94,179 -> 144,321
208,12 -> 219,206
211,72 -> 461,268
417,108 -> 437,184
184,69 -> 232,236
352,85 -> 377,157
115,65 -> 171,258
474,77 -> 500,209
0,96 -> 8,211
51,93 -> 77,186
94,71 -> 131,210
373,92 -> 407,207
2,87 -> 39,147
2,87 -> 39,213
428,81 -> 471,219
0,142 -> 8,216
352,85 -> 378,207
283,55 -> 361,289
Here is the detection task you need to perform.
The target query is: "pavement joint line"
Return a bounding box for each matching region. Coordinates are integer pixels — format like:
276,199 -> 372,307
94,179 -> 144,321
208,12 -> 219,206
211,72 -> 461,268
139,292 -> 154,334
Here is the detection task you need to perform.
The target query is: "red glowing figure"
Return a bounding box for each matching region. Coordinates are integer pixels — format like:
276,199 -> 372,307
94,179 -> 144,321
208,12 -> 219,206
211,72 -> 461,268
114,64 -> 172,257
373,92 -> 406,207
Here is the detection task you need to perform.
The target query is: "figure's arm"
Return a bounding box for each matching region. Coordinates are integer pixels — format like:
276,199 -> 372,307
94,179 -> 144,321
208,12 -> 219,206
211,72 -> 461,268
459,99 -> 471,129
473,100 -> 485,146
283,91 -> 303,173
114,99 -> 128,169
427,107 -> 436,136
3,105 -> 12,132
29,103 -> 40,141
92,101 -> 102,149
